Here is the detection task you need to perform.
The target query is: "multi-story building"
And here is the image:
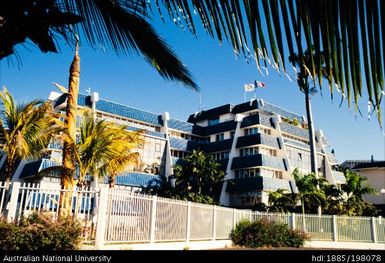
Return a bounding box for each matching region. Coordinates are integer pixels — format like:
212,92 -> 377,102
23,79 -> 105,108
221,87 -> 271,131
5,91 -> 345,208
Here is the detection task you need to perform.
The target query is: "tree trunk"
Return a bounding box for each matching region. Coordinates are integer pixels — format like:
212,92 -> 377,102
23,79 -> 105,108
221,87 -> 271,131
305,88 -> 322,217
59,44 -> 80,219
305,90 -> 318,176
109,175 -> 116,188
4,157 -> 14,187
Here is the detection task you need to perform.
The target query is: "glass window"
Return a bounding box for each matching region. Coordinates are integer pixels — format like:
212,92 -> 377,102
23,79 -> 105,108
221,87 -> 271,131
208,117 -> 220,126
215,133 -> 225,141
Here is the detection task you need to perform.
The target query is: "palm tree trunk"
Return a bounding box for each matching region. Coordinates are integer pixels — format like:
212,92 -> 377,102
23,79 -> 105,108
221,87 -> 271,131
109,175 -> 116,188
5,158 -> 14,187
305,89 -> 318,176
304,88 -> 322,217
59,44 -> 80,219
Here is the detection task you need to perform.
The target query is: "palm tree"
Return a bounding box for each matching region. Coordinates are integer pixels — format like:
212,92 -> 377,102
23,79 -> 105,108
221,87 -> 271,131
293,170 -> 326,215
0,0 -> 197,89
76,113 -> 140,189
289,50 -> 329,176
175,149 -> 224,195
2,1 -> 383,121
0,87 -> 61,184
341,169 -> 377,216
156,0 -> 384,124
321,183 -> 345,215
42,112 -> 140,217
268,188 -> 295,213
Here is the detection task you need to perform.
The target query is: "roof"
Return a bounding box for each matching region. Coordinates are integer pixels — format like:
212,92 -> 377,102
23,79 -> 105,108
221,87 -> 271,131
188,99 -> 303,124
353,161 -> 385,169
340,160 -> 371,169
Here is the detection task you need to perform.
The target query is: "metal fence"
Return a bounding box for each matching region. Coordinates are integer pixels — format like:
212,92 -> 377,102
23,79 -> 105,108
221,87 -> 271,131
1,182 -> 384,248
0,181 -> 7,216
2,182 -> 98,243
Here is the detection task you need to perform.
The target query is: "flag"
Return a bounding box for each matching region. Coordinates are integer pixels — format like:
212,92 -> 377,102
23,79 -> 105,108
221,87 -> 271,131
255,80 -> 267,88
244,83 -> 255,92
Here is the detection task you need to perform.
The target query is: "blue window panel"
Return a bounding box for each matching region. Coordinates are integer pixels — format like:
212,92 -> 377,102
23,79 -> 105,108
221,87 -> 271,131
169,137 -> 199,151
262,177 -> 292,192
259,102 -> 303,121
279,122 -> 309,139
262,155 -> 287,171
126,126 -> 166,139
168,119 -> 195,133
106,172 -> 162,188
95,99 -> 161,126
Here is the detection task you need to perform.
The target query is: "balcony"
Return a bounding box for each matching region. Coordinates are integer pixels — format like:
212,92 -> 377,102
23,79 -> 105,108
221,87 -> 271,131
226,177 -> 292,193
231,154 -> 286,170
236,133 -> 280,149
201,138 -> 233,153
202,121 -> 237,136
241,113 -> 273,128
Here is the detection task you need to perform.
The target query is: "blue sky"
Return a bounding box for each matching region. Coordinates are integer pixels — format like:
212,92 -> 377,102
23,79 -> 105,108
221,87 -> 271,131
0,16 -> 384,163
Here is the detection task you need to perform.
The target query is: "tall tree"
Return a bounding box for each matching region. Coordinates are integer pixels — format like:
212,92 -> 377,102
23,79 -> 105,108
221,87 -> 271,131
268,188 -> 296,213
341,169 -> 377,216
2,1 -> 384,122
0,0 -> 197,89
76,114 -> 140,188
292,169 -> 326,215
289,50 -> 328,175
174,150 -> 224,196
0,87 -> 61,184
158,0 -> 385,125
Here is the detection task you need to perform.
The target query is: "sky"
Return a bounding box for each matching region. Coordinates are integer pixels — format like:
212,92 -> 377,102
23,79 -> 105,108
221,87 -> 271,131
0,14 -> 384,163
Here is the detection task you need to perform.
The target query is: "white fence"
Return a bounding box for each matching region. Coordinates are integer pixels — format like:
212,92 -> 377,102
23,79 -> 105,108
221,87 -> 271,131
1,182 -> 384,248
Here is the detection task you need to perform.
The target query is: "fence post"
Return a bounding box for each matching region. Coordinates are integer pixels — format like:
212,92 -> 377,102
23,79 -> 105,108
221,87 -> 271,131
291,213 -> 296,230
332,215 -> 338,242
249,210 -> 252,222
7,182 -> 20,223
95,187 -> 109,249
233,208 -> 237,229
212,205 -> 217,240
149,195 -> 157,243
186,201 -> 191,242
371,217 -> 377,243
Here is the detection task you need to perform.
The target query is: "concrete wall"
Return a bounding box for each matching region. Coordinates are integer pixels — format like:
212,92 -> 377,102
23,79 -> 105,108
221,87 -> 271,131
82,240 -> 385,250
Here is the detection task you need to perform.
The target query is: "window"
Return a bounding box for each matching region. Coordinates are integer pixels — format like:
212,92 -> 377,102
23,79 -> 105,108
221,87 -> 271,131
208,117 -> 220,126
235,168 -> 260,179
244,128 -> 259,136
215,133 -> 225,141
231,131 -> 235,139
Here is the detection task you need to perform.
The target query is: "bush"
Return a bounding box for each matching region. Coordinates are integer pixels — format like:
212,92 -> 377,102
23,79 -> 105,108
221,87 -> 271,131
230,219 -> 308,248
0,213 -> 82,250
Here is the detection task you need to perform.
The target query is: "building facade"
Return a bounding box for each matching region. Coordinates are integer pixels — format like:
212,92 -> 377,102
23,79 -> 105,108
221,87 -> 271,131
5,91 -> 344,208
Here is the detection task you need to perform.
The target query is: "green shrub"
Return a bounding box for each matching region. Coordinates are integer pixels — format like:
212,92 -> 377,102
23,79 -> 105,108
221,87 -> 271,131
0,213 -> 82,250
230,219 -> 308,248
